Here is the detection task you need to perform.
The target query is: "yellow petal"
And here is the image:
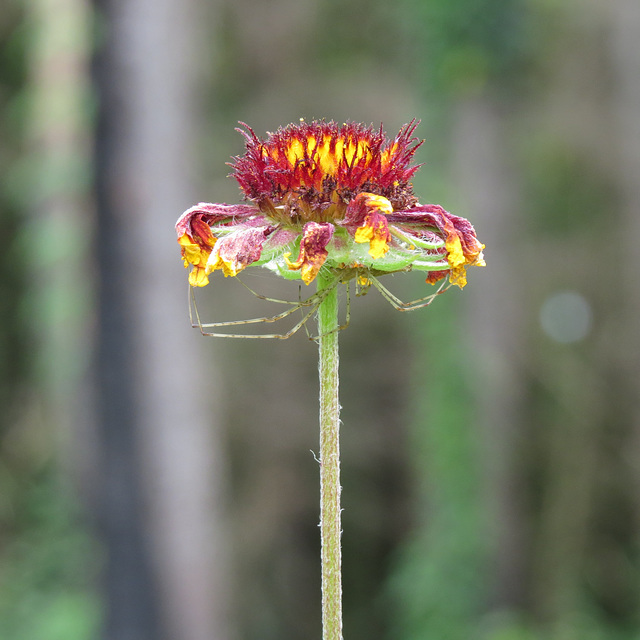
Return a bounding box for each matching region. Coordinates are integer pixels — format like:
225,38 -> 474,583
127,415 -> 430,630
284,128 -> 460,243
368,235 -> 390,259
208,253 -> 240,278
360,193 -> 393,214
445,234 -> 466,269
354,216 -> 390,258
354,225 -> 373,245
188,266 -> 210,287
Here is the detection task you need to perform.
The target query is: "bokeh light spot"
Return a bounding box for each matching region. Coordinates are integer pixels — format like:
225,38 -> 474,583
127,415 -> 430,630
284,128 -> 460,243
539,290 -> 592,344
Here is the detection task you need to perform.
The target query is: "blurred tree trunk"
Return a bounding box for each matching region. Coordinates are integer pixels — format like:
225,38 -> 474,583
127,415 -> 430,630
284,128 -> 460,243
452,95 -> 528,612
610,0 -> 640,589
92,0 -> 230,639
26,0 -> 92,463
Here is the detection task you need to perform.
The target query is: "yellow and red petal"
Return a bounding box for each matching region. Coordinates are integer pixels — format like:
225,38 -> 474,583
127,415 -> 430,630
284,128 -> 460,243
425,270 -> 449,285
443,232 -> 468,288
440,215 -> 485,288
178,232 -> 215,287
353,213 -> 391,259
176,203 -> 259,285
440,211 -> 485,265
388,204 -> 485,288
285,221 -> 335,285
345,192 -> 393,259
188,264 -> 212,287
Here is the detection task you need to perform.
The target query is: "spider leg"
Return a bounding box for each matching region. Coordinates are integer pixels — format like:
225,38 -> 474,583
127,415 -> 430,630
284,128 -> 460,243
194,301 -> 314,328
236,277 -> 318,307
371,276 -> 452,311
189,283 -> 326,327
196,300 -> 322,339
337,282 -> 351,332
188,282 -> 331,339
354,278 -> 371,297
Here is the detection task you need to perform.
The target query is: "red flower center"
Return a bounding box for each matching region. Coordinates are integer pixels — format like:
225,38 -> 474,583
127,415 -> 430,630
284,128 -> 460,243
232,120 -> 423,214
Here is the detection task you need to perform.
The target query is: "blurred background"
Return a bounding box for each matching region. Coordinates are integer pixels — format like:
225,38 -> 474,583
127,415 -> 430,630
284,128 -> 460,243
1,0 -> 639,638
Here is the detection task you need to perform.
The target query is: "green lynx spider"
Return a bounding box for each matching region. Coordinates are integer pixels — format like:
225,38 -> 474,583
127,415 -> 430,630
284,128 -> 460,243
188,268 -> 452,340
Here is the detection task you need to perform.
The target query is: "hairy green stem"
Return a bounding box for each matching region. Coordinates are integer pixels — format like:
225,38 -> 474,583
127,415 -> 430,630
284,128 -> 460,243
316,271 -> 343,640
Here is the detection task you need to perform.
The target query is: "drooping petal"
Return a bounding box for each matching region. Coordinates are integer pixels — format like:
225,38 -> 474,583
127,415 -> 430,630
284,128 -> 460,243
388,204 -> 485,287
176,202 -> 258,286
178,233 -> 214,286
175,202 -> 256,239
207,225 -> 275,277
285,221 -> 335,285
388,204 -> 485,262
344,193 -> 393,259
441,215 -> 484,287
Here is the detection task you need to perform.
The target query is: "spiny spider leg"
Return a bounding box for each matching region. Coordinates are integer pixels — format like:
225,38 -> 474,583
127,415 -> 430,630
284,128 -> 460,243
194,298 -> 316,328
235,277 -> 318,307
354,277 -> 371,297
371,276 -> 452,311
191,285 -> 328,328
189,280 -> 326,327
188,281 -> 332,339
195,298 -> 323,339
341,283 -> 351,331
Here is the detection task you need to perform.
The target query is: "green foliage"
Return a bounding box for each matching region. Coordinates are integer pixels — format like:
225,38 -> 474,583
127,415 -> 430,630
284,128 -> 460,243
0,466 -> 100,640
0,0 -> 29,420
388,297 -> 487,640
401,0 -> 532,95
314,0 -> 410,72
0,4 -> 98,639
384,0 -> 640,637
521,138 -> 619,237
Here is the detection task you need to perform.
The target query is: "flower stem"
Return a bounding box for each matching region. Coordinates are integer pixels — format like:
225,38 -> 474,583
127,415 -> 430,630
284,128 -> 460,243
316,271 -> 343,640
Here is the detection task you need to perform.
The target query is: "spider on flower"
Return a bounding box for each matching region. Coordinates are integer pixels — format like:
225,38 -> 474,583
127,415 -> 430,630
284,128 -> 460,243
177,119 -> 483,338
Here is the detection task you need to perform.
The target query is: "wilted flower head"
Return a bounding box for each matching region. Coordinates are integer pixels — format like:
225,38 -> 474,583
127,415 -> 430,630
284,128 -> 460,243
176,120 -> 484,290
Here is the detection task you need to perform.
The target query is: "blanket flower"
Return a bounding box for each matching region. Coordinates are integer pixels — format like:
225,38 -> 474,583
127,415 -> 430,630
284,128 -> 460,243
176,120 -> 485,289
